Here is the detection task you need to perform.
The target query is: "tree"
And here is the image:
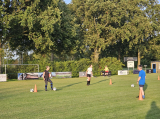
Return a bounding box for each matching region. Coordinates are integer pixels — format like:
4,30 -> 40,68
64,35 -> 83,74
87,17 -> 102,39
4,0 -> 78,62
0,0 -> 12,73
144,0 -> 160,61
70,0 -> 153,63
49,0 -> 78,59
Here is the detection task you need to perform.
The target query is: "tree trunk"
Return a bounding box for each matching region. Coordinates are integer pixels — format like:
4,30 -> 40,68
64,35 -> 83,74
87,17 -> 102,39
93,48 -> 101,63
51,53 -> 54,61
118,49 -> 121,61
118,40 -> 121,61
0,40 -> 1,74
137,49 -> 141,69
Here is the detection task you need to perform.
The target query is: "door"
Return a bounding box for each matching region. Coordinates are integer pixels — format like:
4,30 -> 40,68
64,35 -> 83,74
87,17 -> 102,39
152,64 -> 156,73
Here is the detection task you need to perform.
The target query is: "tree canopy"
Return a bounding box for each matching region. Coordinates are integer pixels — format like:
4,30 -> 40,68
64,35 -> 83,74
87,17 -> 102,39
0,0 -> 160,73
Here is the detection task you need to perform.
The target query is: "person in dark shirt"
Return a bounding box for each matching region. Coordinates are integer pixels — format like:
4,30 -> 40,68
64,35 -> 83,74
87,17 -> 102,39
43,66 -> 53,91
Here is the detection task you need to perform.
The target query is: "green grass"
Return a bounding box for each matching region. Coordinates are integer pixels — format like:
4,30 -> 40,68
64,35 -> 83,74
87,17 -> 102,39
0,74 -> 160,119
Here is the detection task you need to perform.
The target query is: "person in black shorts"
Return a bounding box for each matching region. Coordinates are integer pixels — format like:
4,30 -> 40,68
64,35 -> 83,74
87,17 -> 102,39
86,65 -> 93,86
43,66 -> 53,91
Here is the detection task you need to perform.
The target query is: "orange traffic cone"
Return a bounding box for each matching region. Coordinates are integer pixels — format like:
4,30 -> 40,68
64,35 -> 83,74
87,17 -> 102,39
139,90 -> 143,100
109,79 -> 112,85
158,75 -> 160,80
34,84 -> 37,92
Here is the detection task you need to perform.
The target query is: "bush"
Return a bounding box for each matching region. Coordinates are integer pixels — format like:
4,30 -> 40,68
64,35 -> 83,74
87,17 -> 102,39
51,58 -> 91,77
99,57 -> 124,75
4,57 -> 124,79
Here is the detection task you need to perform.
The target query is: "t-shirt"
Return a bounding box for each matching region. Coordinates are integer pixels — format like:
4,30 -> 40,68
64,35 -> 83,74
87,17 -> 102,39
87,67 -> 92,74
44,70 -> 49,79
139,70 -> 146,85
105,67 -> 109,71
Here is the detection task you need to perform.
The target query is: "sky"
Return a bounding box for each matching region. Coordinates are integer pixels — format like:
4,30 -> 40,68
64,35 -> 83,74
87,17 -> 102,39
64,0 -> 71,4
63,0 -> 160,4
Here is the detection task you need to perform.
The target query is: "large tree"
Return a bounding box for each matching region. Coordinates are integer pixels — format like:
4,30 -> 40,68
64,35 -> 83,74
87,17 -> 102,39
70,0 -> 154,63
1,0 -> 78,61
144,0 -> 160,61
100,0 -> 160,67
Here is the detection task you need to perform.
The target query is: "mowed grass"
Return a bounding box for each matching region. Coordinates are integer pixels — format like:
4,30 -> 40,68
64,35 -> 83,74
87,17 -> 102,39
0,74 -> 160,119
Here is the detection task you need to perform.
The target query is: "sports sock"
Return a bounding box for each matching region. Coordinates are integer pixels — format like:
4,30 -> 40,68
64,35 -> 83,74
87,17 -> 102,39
87,81 -> 89,85
45,85 -> 47,90
51,83 -> 53,90
142,95 -> 145,99
89,81 -> 90,85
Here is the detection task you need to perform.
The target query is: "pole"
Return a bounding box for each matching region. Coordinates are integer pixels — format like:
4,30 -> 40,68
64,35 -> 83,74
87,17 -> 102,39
5,64 -> 6,74
22,52 -> 23,64
37,64 -> 39,72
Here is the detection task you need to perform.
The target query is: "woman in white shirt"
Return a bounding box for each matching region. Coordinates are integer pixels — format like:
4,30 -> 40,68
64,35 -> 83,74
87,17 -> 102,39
86,65 -> 93,86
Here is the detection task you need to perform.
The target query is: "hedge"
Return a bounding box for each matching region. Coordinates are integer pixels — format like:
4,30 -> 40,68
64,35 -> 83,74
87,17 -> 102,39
3,57 -> 124,79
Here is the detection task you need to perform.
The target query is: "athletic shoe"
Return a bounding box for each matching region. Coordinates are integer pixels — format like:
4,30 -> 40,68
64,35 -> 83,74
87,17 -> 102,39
45,89 -> 47,91
136,96 -> 139,98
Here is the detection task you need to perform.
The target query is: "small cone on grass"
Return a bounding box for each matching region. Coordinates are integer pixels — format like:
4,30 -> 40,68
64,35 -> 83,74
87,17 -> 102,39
139,90 -> 143,100
158,75 -> 160,80
34,84 -> 37,92
109,79 -> 112,85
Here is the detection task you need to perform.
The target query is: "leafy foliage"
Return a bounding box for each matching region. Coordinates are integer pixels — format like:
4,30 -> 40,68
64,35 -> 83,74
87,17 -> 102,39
99,57 -> 124,75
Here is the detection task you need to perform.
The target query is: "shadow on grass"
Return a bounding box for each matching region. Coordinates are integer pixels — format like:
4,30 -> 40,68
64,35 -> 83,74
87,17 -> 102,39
146,101 -> 160,119
37,90 -> 44,92
58,81 -> 84,91
7,79 -> 18,82
91,79 -> 108,85
144,83 -> 148,92
144,83 -> 148,95
136,83 -> 148,97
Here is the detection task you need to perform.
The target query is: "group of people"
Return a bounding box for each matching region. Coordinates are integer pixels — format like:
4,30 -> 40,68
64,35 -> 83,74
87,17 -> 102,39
42,64 -> 146,99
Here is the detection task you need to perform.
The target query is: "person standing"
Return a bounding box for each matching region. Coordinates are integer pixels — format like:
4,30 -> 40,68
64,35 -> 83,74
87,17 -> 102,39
137,65 -> 146,99
43,66 -> 53,91
86,65 -> 93,86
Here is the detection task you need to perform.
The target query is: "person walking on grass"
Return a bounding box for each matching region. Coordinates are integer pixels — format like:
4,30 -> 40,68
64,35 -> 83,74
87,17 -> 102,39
137,65 -> 146,99
86,65 -> 93,86
43,66 -> 53,91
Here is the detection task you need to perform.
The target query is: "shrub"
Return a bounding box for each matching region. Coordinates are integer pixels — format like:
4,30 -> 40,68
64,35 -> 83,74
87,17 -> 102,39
99,57 -> 124,75
4,57 -> 124,79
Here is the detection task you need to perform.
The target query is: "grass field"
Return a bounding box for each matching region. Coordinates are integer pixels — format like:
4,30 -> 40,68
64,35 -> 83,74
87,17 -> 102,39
0,74 -> 160,119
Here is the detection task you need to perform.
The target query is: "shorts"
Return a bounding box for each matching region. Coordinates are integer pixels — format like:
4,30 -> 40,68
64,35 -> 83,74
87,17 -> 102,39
139,85 -> 144,87
45,78 -> 52,85
87,74 -> 91,77
105,71 -> 109,73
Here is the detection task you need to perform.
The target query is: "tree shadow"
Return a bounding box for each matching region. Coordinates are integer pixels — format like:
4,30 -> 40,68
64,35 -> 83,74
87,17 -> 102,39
57,81 -> 84,91
146,101 -> 160,119
144,83 -> 148,92
91,79 -> 108,85
136,83 -> 148,97
144,83 -> 148,95
37,90 -> 44,92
